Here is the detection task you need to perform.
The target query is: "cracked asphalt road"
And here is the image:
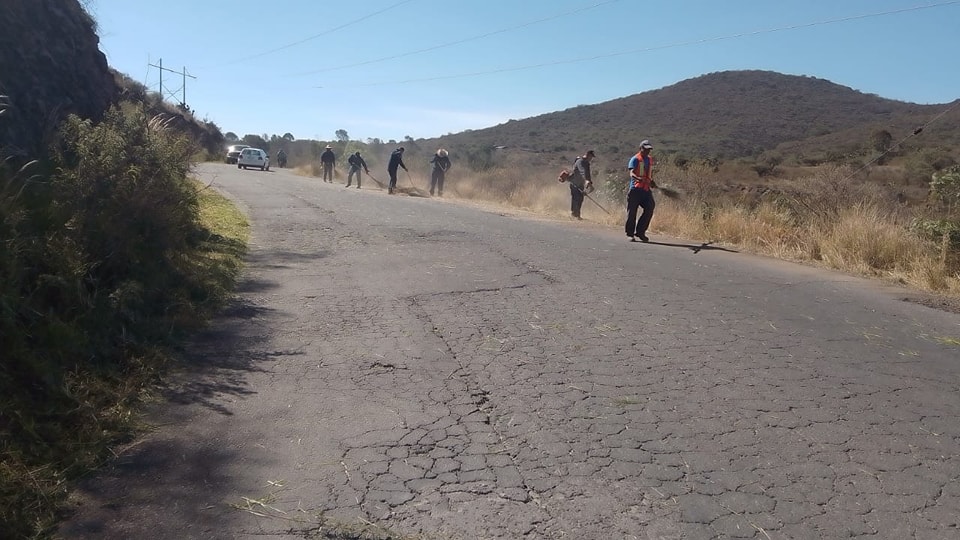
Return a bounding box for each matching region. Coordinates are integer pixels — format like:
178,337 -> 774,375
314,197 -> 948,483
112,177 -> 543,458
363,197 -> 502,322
61,163 -> 960,539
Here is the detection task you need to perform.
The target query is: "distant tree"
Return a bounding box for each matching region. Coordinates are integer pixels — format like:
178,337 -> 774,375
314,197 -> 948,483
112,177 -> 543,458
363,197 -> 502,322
402,136 -> 421,153
463,145 -> 494,171
905,149 -> 957,184
367,138 -> 384,154
282,132 -> 295,142
224,132 -> 239,142
335,129 -> 349,142
751,154 -> 782,177
704,156 -> 723,172
870,129 -> 893,153
241,134 -> 269,150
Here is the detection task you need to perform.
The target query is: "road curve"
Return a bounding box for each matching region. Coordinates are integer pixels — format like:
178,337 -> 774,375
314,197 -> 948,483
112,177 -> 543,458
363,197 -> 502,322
61,163 -> 960,539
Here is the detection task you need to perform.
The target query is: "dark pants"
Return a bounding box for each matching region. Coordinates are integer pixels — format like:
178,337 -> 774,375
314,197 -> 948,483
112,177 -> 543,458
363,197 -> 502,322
347,166 -> 361,187
388,167 -> 399,192
322,162 -> 334,182
430,169 -> 446,195
625,188 -> 656,237
570,183 -> 584,217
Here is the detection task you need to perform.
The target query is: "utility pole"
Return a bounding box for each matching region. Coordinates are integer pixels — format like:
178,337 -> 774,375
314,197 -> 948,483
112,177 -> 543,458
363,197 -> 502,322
148,58 -> 197,111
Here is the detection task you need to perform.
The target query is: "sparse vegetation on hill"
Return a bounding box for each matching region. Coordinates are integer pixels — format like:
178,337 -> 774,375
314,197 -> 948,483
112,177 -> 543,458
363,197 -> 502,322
424,70 -> 960,168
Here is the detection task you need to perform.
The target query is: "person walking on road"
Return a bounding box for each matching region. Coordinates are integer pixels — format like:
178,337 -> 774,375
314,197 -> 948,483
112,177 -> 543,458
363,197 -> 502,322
429,148 -> 452,196
387,146 -> 407,195
625,140 -> 658,242
346,151 -> 369,189
320,144 -> 336,183
566,150 -> 595,219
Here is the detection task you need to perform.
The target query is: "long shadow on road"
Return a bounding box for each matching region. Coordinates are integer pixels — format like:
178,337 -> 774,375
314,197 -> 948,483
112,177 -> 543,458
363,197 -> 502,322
637,239 -> 739,254
61,268 -> 305,538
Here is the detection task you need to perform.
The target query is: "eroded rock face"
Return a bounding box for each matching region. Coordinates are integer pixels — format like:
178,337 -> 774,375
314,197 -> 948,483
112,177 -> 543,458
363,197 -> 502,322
0,0 -> 117,156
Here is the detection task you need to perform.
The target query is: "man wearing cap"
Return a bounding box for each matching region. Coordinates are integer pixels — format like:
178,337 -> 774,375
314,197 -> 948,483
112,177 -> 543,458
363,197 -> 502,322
625,140 -> 658,242
320,144 -> 336,183
567,150 -> 595,219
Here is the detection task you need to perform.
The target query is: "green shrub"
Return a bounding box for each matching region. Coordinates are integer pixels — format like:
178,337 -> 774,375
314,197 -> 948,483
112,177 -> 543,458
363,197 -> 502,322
904,148 -> 958,185
0,102 -> 243,537
911,218 -> 960,248
48,105 -> 200,356
930,165 -> 960,209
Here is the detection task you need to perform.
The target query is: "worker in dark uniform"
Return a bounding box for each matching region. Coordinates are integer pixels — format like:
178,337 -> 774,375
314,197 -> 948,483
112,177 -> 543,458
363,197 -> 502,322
566,150 -> 595,219
386,146 -> 407,195
346,151 -> 369,188
320,144 -> 336,183
429,148 -> 452,196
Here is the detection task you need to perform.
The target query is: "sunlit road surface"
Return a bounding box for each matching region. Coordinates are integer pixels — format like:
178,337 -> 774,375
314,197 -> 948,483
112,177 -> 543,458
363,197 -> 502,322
61,163 -> 960,540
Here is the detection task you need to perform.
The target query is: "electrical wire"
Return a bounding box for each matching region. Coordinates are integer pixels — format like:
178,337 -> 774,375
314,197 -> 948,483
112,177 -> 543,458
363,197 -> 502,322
207,0 -> 417,69
290,0 -> 623,77
313,0 -> 960,89
843,99 -> 960,181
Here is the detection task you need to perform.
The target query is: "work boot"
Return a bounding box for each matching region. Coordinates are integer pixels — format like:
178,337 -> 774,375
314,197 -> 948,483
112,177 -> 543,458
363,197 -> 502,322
388,187 -> 394,194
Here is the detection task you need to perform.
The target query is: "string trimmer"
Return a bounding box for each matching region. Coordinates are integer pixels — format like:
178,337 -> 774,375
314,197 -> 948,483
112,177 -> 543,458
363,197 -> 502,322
557,169 -> 611,215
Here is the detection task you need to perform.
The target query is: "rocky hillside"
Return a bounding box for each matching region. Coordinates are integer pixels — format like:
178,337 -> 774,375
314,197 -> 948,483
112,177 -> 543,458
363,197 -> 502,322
0,0 -> 118,157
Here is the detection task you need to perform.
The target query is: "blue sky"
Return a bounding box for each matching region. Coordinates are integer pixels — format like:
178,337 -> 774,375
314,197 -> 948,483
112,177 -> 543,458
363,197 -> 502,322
87,0 -> 960,143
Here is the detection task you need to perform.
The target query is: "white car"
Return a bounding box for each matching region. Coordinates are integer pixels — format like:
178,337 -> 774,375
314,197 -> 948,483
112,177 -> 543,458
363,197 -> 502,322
237,148 -> 270,171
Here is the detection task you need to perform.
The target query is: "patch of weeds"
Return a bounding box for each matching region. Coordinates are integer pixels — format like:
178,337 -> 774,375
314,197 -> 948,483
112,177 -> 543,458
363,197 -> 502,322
935,336 -> 960,347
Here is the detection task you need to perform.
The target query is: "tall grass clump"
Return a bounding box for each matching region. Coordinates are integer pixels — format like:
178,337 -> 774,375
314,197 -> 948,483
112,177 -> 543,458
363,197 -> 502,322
650,162 -> 959,295
452,158 -> 959,297
0,102 -> 248,538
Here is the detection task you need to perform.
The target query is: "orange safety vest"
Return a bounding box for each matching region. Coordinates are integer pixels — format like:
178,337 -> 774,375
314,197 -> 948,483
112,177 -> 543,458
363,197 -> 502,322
630,153 -> 654,191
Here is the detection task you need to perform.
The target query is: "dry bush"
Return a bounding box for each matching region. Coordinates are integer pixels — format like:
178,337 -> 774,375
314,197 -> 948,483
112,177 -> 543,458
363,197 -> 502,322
294,162 -> 323,179
442,159 -> 959,297
450,168 -> 573,218
816,203 -> 927,271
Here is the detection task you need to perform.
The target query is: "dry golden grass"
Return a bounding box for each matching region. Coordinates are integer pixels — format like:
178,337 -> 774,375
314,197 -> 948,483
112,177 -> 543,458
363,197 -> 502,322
434,162 -> 959,299
286,157 -> 958,298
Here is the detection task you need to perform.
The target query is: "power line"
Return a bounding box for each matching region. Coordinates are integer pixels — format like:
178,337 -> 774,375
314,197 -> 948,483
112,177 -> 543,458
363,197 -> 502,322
211,0 -> 417,68
149,59 -> 196,108
291,0 -> 623,77
844,99 -> 960,181
314,0 -> 960,89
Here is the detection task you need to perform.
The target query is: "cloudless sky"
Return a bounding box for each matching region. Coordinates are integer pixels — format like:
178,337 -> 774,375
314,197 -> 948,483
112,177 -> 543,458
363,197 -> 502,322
86,0 -> 960,143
